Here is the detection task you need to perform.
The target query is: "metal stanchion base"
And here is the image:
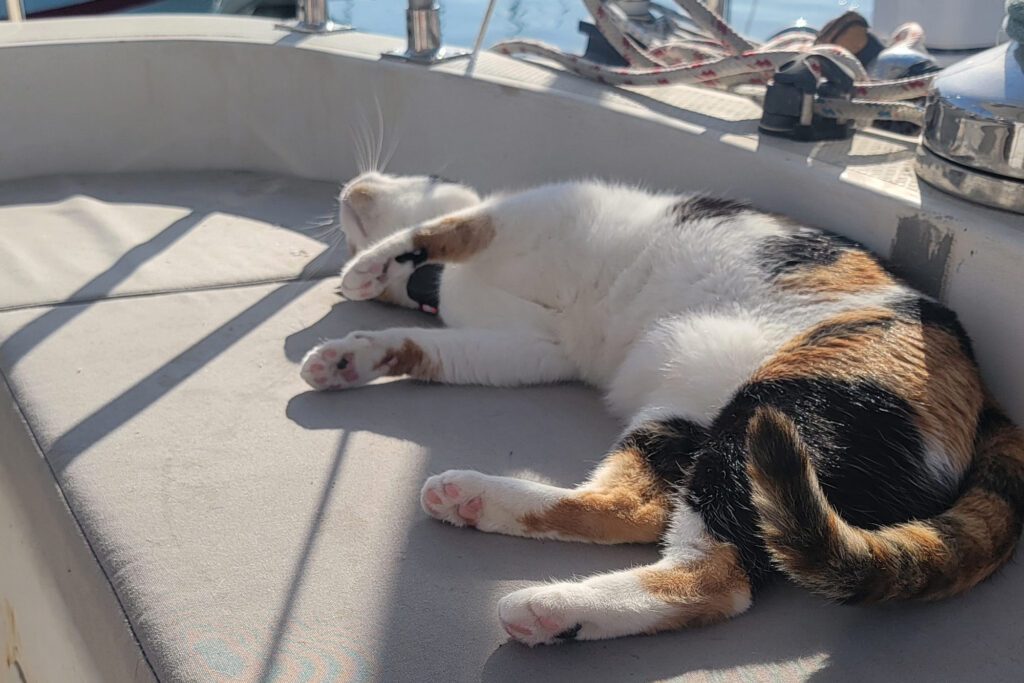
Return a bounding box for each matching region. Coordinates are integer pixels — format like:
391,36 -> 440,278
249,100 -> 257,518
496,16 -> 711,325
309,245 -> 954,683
275,21 -> 355,34
381,47 -> 470,64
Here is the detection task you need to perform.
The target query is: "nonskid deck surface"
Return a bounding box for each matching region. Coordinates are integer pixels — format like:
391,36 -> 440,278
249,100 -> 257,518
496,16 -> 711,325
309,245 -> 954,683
1,172 -> 1022,681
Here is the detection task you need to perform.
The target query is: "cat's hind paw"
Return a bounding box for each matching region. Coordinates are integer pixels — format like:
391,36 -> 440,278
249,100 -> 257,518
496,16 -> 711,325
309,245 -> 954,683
498,585 -> 585,646
420,471 -> 486,527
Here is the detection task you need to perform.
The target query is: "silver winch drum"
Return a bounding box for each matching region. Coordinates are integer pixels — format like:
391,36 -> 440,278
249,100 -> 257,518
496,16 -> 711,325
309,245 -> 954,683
915,41 -> 1024,215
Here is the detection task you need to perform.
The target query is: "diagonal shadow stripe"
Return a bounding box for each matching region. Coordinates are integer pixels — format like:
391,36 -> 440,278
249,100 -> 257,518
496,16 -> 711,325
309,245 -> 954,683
0,250 -> 342,679
41,274 -> 324,472
0,211 -> 206,370
257,429 -> 352,683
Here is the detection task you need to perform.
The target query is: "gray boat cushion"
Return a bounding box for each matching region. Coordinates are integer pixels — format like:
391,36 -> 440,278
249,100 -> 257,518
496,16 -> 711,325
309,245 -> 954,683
0,172 -> 344,311
2,172 -> 1023,682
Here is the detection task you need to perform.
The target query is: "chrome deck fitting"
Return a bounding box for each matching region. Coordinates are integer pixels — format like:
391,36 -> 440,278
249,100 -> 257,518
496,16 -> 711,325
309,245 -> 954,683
277,0 -> 353,34
382,0 -> 469,65
916,41 -> 1024,214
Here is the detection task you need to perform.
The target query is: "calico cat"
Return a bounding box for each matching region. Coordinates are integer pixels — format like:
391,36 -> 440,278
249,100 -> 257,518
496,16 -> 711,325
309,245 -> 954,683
300,171 -> 1024,646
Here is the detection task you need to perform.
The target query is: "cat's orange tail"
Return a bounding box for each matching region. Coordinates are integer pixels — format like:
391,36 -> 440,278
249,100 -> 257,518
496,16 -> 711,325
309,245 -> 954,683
745,404 -> 1024,603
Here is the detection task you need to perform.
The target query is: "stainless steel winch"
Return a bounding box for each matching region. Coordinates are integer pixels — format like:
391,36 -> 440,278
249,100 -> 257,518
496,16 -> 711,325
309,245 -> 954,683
915,41 -> 1024,215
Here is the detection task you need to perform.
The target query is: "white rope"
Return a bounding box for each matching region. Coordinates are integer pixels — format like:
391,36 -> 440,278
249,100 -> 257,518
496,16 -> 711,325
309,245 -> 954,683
816,99 -> 926,124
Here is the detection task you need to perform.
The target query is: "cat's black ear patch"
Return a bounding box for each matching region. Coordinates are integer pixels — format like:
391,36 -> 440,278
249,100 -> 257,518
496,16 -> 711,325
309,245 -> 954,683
673,196 -> 750,223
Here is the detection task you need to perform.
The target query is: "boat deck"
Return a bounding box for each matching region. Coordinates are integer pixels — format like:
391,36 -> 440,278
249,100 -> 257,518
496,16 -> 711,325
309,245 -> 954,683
1,16 -> 1022,683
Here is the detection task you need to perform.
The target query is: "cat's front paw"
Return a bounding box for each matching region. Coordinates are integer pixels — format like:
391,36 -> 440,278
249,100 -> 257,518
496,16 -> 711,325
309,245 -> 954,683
300,333 -> 393,390
498,585 -> 585,646
339,240 -> 418,301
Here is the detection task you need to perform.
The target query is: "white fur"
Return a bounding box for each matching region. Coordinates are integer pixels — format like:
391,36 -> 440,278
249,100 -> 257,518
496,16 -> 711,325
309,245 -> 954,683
420,470 -> 569,537
661,501 -> 710,565
322,175 -> 920,414
497,570 -> 680,646
497,552 -> 753,646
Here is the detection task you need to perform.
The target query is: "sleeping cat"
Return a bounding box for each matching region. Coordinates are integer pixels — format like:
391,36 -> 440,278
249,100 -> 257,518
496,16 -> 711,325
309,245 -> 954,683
300,171 -> 1024,646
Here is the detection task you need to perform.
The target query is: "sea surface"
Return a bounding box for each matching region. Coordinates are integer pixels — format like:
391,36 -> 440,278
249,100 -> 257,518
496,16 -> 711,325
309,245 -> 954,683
9,1 -> 874,48
318,0 -> 875,50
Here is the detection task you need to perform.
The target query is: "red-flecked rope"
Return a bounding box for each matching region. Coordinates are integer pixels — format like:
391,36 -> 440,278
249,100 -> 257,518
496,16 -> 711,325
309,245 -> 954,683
491,0 -> 935,125
670,0 -> 756,53
493,40 -> 799,88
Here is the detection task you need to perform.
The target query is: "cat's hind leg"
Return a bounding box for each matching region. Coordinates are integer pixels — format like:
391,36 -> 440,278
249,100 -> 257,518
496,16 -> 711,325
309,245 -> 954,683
421,417 -> 706,543
497,530 -> 752,645
340,211 -> 494,301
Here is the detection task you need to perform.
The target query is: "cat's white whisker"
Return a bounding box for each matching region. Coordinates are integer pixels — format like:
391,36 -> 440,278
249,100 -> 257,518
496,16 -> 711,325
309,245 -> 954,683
380,126 -> 401,172
349,109 -> 377,173
372,94 -> 386,172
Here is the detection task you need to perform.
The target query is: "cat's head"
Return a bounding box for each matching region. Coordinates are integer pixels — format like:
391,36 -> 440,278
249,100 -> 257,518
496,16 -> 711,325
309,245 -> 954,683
338,171 -> 481,255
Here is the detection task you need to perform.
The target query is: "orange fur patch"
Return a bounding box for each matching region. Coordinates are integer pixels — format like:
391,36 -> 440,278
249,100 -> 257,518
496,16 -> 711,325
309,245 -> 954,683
412,215 -> 495,262
932,490 -> 1017,596
640,542 -> 751,630
345,185 -> 373,207
842,489 -> 1016,602
372,339 -> 441,381
752,308 -> 982,475
777,251 -> 892,295
517,448 -> 670,543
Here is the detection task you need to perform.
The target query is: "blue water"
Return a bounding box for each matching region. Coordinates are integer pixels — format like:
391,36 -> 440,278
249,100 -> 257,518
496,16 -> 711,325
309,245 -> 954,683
322,1 -> 875,51
9,0 -> 875,47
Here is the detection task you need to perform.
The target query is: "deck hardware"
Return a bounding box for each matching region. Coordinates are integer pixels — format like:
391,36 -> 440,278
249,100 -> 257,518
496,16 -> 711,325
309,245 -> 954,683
277,0 -> 353,34
382,0 -> 469,65
759,55 -> 855,141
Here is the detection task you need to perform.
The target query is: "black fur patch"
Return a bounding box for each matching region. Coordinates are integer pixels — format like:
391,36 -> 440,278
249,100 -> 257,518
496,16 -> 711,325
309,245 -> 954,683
619,418 -> 709,487
555,623 -> 582,640
758,230 -> 858,277
798,313 -> 896,348
406,263 -> 443,310
673,196 -> 750,223
686,377 -> 957,585
892,296 -> 977,363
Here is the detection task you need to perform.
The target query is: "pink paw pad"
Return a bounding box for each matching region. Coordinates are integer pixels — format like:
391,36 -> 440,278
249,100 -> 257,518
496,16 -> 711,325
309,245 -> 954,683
443,483 -> 461,499
425,489 -> 442,506
537,616 -> 560,631
321,349 -> 338,360
505,623 -> 532,637
458,497 -> 482,524
309,363 -> 325,373
338,353 -> 358,382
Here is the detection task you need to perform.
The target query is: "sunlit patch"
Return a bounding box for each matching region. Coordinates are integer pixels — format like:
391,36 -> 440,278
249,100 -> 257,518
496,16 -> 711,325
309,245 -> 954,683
162,608 -> 378,682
